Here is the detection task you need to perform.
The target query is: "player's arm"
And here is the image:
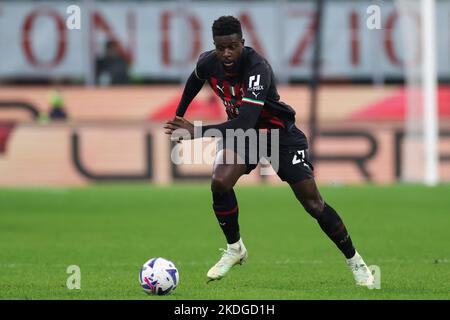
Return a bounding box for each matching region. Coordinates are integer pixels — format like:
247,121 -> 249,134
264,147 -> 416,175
165,55 -> 208,140
165,99 -> 263,140
200,63 -> 270,136
174,51 -> 211,117
200,102 -> 262,135
175,71 -> 205,117
164,104 -> 261,140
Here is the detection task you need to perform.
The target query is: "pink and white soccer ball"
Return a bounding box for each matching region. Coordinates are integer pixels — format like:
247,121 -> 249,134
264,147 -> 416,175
139,257 -> 179,295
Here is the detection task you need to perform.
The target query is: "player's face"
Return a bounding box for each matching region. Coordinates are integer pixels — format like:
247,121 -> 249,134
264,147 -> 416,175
213,34 -> 244,70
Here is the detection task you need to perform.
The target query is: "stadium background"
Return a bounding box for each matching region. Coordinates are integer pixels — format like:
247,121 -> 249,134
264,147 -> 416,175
0,0 -> 449,300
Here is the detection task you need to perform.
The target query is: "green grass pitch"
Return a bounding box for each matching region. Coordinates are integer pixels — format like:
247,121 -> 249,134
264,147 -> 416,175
0,184 -> 449,300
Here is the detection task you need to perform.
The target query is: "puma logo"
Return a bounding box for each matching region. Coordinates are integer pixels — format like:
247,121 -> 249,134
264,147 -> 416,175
252,91 -> 260,99
216,85 -> 224,94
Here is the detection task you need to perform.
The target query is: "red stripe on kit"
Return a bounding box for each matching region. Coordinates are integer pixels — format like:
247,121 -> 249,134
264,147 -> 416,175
214,206 -> 239,216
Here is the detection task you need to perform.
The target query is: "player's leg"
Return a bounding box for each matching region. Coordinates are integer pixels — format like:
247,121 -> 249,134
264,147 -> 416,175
289,178 -> 355,258
289,178 -> 374,286
211,148 -> 247,245
207,148 -> 249,281
275,145 -> 374,286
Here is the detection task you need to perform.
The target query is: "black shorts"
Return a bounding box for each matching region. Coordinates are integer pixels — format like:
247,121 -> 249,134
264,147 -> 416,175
217,132 -> 314,184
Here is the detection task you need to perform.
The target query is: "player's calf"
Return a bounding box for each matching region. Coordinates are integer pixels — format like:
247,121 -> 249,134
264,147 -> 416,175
309,201 -> 356,259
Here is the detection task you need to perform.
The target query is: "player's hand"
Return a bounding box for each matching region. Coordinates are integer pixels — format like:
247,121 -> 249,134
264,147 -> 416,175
164,116 -> 195,142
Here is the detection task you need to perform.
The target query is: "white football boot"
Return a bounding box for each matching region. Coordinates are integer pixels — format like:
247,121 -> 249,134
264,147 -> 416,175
207,238 -> 248,281
346,251 -> 375,287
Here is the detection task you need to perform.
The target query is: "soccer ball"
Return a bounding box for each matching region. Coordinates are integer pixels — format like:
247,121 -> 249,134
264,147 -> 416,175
139,257 -> 179,295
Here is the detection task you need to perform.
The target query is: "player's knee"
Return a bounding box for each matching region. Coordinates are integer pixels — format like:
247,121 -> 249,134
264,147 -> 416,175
211,175 -> 232,193
302,198 -> 325,219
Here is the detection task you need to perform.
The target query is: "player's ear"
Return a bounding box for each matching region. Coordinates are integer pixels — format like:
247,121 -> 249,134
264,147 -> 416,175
241,38 -> 245,46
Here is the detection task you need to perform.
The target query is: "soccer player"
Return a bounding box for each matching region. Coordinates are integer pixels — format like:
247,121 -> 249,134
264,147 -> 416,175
164,16 -> 374,286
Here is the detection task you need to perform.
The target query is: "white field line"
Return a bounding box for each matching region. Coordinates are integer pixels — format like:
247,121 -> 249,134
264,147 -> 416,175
0,258 -> 448,268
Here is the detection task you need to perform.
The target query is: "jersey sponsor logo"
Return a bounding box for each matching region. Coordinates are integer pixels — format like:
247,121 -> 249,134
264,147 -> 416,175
248,74 -> 264,91
292,149 -> 310,168
249,74 -> 260,88
252,91 -> 260,99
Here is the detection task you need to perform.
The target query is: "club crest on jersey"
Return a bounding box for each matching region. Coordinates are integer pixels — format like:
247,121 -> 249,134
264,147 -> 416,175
248,74 -> 264,91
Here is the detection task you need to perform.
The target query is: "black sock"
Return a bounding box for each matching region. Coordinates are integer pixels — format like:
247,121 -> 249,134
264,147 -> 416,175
316,203 -> 356,259
212,189 -> 240,244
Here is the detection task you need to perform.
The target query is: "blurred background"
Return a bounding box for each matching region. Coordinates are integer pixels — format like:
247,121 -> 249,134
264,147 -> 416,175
0,0 -> 449,186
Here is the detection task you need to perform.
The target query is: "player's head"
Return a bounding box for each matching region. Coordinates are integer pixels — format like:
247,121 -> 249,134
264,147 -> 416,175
212,16 -> 245,70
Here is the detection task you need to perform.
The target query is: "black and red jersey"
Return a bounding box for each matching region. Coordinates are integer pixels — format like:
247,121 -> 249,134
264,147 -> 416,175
175,46 -> 307,147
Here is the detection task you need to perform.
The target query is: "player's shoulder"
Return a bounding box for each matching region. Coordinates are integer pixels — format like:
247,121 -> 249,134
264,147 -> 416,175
197,49 -> 217,65
195,50 -> 218,80
242,46 -> 271,72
